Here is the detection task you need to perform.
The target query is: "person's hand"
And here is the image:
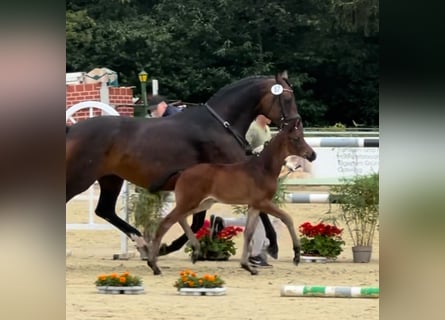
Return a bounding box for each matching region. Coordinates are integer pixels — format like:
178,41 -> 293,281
252,145 -> 264,154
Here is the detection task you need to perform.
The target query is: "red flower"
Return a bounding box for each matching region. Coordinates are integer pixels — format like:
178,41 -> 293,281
217,226 -> 243,240
299,221 -> 343,238
202,219 -> 210,229
195,220 -> 210,240
299,221 -> 345,258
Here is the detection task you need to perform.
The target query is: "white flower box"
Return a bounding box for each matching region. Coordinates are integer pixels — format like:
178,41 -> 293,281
301,255 -> 331,263
96,286 -> 144,294
178,287 -> 226,296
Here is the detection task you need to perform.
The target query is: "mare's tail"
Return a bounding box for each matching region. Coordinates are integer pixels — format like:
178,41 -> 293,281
149,169 -> 183,193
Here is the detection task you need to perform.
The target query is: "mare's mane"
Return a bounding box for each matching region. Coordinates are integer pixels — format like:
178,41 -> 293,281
176,75 -> 274,123
208,75 -> 271,101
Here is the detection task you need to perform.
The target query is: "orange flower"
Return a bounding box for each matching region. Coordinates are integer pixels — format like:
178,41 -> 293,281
98,275 -> 107,281
110,273 -> 118,278
174,270 -> 224,289
122,271 -> 129,277
119,276 -> 127,284
206,275 -> 215,282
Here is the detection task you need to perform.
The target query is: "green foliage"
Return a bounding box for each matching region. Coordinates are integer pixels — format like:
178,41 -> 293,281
95,271 -> 142,287
331,0 -> 379,37
322,122 -> 347,131
299,221 -> 345,258
301,235 -> 345,258
173,270 -> 225,289
66,0 -> 378,126
331,173 -> 379,246
185,225 -> 243,260
272,176 -> 288,207
185,236 -> 236,258
128,187 -> 164,239
66,10 -> 96,71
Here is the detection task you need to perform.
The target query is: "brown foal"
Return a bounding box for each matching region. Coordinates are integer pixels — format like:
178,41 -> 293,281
146,116 -> 316,275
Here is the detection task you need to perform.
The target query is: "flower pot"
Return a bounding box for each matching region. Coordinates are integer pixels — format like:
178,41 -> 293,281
301,255 -> 333,263
197,251 -> 230,261
352,246 -> 372,263
178,287 -> 226,296
96,286 -> 144,294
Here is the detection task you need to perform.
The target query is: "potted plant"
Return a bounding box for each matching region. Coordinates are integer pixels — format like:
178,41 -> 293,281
185,220 -> 243,261
174,269 -> 226,296
330,173 -> 379,263
299,221 -> 345,262
128,186 -> 165,245
95,271 -> 144,294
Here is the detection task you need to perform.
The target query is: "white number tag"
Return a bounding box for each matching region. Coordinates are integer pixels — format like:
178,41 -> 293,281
271,84 -> 284,95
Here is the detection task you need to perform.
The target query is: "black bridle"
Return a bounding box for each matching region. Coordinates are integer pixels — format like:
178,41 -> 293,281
265,87 -> 297,129
204,103 -> 253,155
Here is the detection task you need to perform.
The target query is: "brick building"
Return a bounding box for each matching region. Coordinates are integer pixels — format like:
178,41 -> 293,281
66,69 -> 136,123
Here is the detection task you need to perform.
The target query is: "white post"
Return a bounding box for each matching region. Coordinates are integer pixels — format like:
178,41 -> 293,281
88,185 -> 94,225
100,81 -> 110,104
119,181 -> 129,256
100,81 -> 110,116
152,79 -> 159,96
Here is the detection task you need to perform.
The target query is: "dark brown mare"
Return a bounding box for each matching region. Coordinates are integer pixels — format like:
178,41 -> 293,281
66,73 -> 299,264
145,117 -> 316,275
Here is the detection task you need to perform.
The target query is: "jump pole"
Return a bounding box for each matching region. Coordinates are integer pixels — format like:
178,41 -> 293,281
305,137 -> 379,148
164,192 -> 338,204
280,285 -> 379,298
284,193 -> 332,203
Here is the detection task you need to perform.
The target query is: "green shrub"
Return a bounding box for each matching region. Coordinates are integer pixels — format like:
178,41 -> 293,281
128,187 -> 164,239
330,173 -> 379,246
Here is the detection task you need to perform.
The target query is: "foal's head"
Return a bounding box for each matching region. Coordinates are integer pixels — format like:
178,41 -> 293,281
279,116 -> 316,162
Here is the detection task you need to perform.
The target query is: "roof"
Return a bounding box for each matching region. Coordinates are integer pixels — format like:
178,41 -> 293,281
66,72 -> 86,85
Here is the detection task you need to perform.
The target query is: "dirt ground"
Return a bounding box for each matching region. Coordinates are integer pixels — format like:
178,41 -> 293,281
66,188 -> 379,320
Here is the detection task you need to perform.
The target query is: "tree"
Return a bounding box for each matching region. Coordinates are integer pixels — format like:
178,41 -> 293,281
65,0 -> 379,126
66,10 -> 96,72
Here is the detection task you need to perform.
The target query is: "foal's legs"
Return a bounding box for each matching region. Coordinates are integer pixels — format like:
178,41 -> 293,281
259,212 -> 279,259
95,175 -> 147,257
147,201 -> 214,275
177,217 -> 202,262
240,207 -> 261,275
158,211 -> 278,258
159,211 -> 277,257
158,210 -> 206,256
254,201 -> 301,266
147,207 -> 200,275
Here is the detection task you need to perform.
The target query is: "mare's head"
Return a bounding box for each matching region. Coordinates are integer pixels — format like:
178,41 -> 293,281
206,72 -> 299,128
279,116 -> 316,162
257,72 -> 299,127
